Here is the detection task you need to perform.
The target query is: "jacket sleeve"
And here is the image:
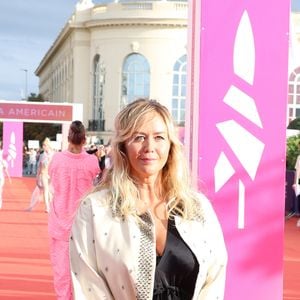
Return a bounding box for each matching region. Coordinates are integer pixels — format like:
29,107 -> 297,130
70,197 -> 114,300
196,196 -> 228,300
197,255 -> 227,300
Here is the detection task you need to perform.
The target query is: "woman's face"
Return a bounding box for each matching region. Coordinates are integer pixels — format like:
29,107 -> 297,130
43,143 -> 50,153
125,113 -> 171,183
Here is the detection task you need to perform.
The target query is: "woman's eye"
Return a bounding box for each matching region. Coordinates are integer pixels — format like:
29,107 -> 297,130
155,136 -> 165,140
134,135 -> 145,142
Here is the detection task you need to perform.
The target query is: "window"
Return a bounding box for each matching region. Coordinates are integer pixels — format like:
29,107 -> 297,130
171,54 -> 187,125
288,67 -> 300,122
93,54 -> 105,122
121,53 -> 150,106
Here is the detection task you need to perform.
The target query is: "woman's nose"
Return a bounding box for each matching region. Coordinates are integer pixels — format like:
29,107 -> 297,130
143,137 -> 155,152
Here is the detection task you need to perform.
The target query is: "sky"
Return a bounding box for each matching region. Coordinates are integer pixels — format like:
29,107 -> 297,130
292,0 -> 300,11
0,0 -> 79,100
0,0 -> 299,101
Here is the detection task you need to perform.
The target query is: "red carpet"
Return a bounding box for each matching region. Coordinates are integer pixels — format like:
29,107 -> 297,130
0,177 -> 299,299
0,177 -> 55,299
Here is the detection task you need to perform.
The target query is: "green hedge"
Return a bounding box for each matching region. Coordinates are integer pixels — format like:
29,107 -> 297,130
286,134 -> 300,170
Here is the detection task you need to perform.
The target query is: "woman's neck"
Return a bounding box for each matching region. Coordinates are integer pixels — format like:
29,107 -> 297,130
138,183 -> 165,206
68,144 -> 82,154
137,184 -> 167,220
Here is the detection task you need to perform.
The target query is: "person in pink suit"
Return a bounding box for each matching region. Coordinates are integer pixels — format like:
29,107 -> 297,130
48,120 -> 100,300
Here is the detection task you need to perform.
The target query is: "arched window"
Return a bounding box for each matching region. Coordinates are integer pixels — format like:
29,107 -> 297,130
92,54 -> 105,130
171,54 -> 187,126
121,53 -> 150,106
288,66 -> 300,124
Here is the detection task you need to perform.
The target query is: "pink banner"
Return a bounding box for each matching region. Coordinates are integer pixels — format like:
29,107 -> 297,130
3,122 -> 23,177
188,1 -> 290,299
0,103 -> 72,122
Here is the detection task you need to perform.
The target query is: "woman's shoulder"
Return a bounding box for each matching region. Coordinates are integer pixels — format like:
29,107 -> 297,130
80,151 -> 99,165
79,189 -> 111,213
193,192 -> 212,207
48,151 -> 65,167
51,151 -> 63,159
85,152 -> 99,163
189,192 -> 219,222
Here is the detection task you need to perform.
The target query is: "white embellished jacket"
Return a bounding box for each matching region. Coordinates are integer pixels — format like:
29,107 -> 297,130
70,190 -> 228,300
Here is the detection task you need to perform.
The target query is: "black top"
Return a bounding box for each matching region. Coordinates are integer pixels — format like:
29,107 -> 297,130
153,218 -> 199,300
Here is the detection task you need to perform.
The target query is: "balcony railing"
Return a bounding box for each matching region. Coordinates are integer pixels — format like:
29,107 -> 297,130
88,119 -> 105,131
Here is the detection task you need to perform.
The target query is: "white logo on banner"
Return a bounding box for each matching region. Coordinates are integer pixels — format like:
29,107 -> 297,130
214,11 -> 265,229
7,132 -> 17,168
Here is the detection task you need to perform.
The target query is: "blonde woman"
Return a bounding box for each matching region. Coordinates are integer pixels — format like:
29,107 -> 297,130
39,137 -> 54,211
70,99 -> 228,300
26,138 -> 53,212
0,153 -> 11,209
29,137 -> 54,212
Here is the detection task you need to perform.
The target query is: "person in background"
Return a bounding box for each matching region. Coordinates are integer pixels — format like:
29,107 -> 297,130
0,152 -> 12,209
86,145 -> 104,185
48,120 -> 100,300
86,144 -> 104,170
94,143 -> 112,184
26,148 -> 37,175
97,144 -> 106,171
26,138 -> 53,212
293,141 -> 300,226
40,138 -> 54,211
70,99 -> 228,299
104,141 -> 112,170
86,144 -> 97,155
23,145 -> 29,175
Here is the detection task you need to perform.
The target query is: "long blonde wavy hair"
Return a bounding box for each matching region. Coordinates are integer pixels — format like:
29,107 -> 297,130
95,98 -> 200,220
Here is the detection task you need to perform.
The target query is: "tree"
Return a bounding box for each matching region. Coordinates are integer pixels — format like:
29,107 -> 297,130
287,117 -> 300,130
27,93 -> 44,102
0,121 -> 61,149
286,135 -> 300,170
24,123 -> 61,147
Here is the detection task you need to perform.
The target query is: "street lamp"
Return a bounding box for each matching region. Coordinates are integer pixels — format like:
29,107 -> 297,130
21,68 -> 28,100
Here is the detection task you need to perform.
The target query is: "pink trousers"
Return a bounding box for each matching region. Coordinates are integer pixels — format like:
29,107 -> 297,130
49,238 -> 73,300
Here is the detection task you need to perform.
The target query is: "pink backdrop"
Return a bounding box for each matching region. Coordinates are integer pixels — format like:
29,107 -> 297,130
0,102 -> 72,121
3,122 -> 23,177
187,0 -> 290,299
0,101 -> 81,177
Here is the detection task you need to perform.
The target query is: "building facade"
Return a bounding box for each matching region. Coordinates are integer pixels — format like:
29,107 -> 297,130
288,9 -> 300,124
35,0 -> 300,141
35,0 -> 188,144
